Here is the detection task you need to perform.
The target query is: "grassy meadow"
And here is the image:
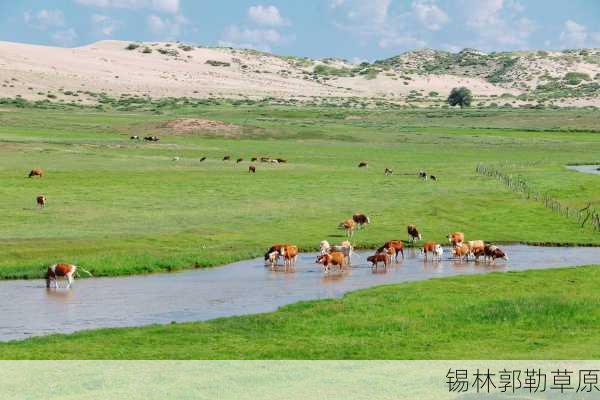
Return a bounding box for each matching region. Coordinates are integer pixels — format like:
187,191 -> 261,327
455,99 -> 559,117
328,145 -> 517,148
1,105 -> 600,279
1,266 -> 599,359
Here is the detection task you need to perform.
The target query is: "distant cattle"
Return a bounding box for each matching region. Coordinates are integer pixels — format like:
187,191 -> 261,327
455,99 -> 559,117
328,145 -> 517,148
270,159 -> 279,165
384,168 -> 393,176
236,158 -> 243,163
223,155 -> 231,161
430,175 -> 437,181
377,240 -> 404,262
276,158 -> 287,163
130,135 -> 139,140
199,157 -> 207,162
418,170 -> 428,180
423,242 -> 443,260
407,224 -> 422,242
28,168 -> 43,178
260,157 -> 271,163
251,157 -> 258,162
352,213 -> 370,229
338,219 -> 356,237
144,136 -> 160,142
46,263 -> 92,289
358,161 -> 368,168
248,165 -> 256,173
36,195 -> 46,208
172,157 -> 180,161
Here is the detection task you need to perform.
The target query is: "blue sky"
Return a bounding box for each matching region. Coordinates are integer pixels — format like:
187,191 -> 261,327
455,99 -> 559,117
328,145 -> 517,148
1,1 -> 599,60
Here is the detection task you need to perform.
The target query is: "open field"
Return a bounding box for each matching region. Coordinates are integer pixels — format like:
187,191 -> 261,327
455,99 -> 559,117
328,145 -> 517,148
1,266 -> 599,359
1,105 -> 600,279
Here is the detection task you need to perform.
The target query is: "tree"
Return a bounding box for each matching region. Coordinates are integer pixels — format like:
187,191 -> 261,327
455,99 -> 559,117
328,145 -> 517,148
447,87 -> 473,108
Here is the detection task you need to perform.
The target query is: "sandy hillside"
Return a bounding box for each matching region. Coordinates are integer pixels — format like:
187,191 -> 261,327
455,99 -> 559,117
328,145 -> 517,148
0,40 -> 599,106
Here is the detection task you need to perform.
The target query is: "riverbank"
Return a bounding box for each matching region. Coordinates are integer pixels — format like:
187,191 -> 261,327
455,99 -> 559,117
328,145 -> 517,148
1,265 -> 599,359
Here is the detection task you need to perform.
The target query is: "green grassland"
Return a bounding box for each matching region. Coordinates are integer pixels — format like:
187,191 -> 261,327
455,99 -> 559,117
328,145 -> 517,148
0,105 -> 599,279
2,266 -> 599,359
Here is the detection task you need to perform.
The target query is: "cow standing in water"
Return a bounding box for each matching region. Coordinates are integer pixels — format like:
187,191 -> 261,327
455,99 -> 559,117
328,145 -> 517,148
46,263 -> 92,289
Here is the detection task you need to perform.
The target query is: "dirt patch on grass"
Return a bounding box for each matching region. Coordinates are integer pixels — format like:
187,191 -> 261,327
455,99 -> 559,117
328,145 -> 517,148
159,118 -> 244,137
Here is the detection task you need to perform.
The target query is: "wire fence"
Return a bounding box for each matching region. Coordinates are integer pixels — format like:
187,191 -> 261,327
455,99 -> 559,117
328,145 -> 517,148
475,163 -> 600,232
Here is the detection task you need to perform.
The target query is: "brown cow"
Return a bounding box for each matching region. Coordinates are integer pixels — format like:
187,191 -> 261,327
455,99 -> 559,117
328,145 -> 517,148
367,253 -> 388,269
223,155 -> 231,161
339,219 -> 356,237
447,232 -> 465,246
281,244 -> 299,270
452,243 -> 470,261
28,168 -> 43,178
46,263 -> 92,289
264,244 -> 284,262
316,252 -> 346,272
467,240 -> 485,260
36,195 -> 47,208
377,240 -> 404,262
484,244 -> 509,263
249,165 -> 256,173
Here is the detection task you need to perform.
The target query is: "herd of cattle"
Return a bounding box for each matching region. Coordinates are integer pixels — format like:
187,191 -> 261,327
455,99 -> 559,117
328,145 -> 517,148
264,214 -> 509,273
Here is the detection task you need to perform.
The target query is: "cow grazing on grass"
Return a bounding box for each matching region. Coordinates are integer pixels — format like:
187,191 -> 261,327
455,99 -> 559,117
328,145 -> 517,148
130,135 -> 139,140
339,219 -> 356,237
407,224 -> 422,242
46,263 -> 92,289
484,244 -> 508,263
223,155 -> 231,161
447,232 -> 465,246
36,195 -> 46,208
144,136 -> 160,142
418,170 -> 428,180
199,157 -> 207,162
276,158 -> 287,163
384,168 -> 393,176
236,158 -> 243,163
248,165 -> 256,173
430,175 -> 437,181
251,157 -> 258,162
352,214 -> 370,229
367,253 -> 388,269
358,161 -> 368,168
28,168 -> 43,178
316,252 -> 346,272
423,242 -> 443,260
377,240 -> 404,262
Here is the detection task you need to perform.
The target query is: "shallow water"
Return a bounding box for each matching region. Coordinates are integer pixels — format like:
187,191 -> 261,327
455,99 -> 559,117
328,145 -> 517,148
1,245 -> 599,342
567,165 -> 600,174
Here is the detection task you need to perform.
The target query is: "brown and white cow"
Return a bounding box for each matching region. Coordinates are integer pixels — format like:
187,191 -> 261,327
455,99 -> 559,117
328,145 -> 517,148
36,195 -> 47,208
377,240 -> 404,262
339,219 -> 356,237
423,242 -> 443,260
316,252 -> 346,272
484,244 -> 509,264
46,263 -> 92,289
452,243 -> 470,261
280,244 -> 299,270
467,240 -> 485,260
447,232 -> 465,246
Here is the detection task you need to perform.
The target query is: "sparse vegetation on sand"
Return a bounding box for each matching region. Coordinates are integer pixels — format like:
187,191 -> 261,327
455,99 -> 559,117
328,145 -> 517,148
0,105 -> 599,279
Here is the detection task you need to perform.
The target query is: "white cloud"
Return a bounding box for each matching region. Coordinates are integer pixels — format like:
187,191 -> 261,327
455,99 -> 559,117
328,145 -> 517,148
92,14 -> 119,35
147,13 -> 188,39
219,25 -> 291,51
412,1 -> 449,31
52,28 -> 78,47
248,5 -> 288,27
74,0 -> 179,14
559,19 -> 600,48
24,9 -> 65,30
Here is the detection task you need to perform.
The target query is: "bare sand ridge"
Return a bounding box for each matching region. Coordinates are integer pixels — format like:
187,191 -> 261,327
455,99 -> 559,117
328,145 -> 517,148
1,40 -> 599,106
